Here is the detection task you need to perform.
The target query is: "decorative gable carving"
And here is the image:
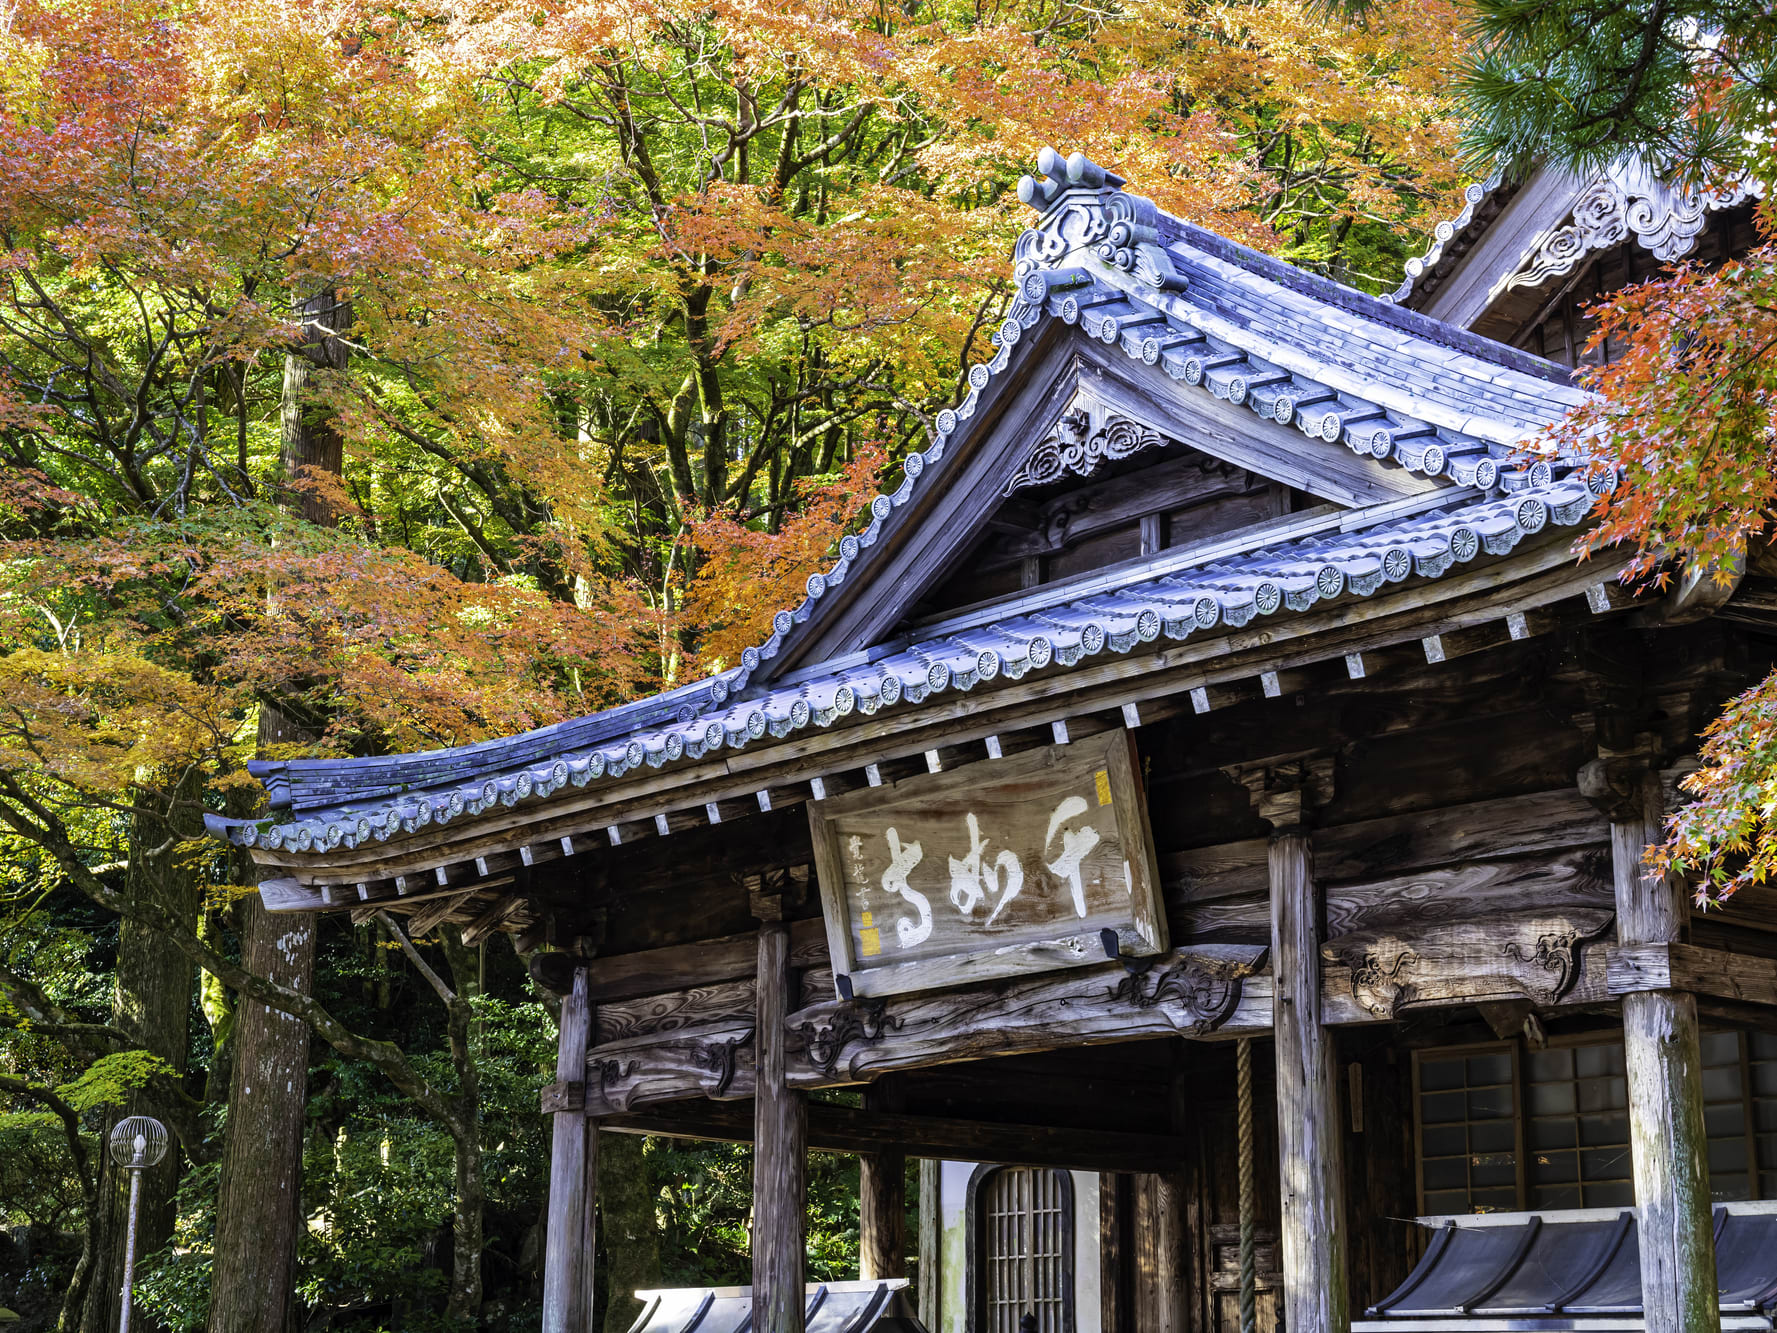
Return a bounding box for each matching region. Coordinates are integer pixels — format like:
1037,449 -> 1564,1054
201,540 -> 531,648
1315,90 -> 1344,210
1505,163 -> 1762,294
1002,410 -> 1170,496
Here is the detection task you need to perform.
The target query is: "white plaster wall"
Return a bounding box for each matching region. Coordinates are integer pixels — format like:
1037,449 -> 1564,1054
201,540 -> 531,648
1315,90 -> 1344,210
1071,1171 -> 1101,1333
934,1162 -> 1102,1333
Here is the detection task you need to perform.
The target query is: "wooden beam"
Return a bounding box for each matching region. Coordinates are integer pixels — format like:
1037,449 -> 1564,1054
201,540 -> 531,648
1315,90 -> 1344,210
601,1101 -> 1190,1174
1608,941 -> 1777,1007
460,893 -> 521,946
528,917 -> 828,1001
752,905 -> 807,1333
541,968 -> 595,1333
780,945 -> 1270,1090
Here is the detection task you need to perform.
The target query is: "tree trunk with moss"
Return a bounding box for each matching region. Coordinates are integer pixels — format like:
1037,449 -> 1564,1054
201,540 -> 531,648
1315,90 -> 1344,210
205,286 -> 346,1333
80,777 -> 203,1333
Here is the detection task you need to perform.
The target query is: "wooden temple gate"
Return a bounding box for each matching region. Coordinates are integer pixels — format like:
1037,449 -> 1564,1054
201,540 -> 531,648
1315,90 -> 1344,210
211,149 -> 1777,1333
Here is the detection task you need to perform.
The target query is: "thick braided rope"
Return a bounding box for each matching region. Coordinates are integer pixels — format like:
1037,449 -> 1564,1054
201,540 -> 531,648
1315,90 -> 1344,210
1237,1036 -> 1256,1333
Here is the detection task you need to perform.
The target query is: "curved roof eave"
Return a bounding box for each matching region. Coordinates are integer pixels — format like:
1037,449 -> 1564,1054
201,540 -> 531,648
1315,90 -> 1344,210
210,148 -> 1606,866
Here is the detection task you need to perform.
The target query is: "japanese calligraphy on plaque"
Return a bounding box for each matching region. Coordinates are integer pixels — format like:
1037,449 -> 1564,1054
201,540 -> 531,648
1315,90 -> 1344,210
807,729 -> 1167,997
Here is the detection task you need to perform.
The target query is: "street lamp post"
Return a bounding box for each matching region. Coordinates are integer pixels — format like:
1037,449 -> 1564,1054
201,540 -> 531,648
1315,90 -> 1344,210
107,1115 -> 168,1333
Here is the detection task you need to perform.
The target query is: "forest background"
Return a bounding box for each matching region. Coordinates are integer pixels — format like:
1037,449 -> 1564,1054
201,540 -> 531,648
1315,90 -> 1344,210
0,0 -> 1770,1330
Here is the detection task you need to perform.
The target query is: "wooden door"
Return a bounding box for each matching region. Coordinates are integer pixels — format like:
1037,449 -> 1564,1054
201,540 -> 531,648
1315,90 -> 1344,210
1208,1223 -> 1282,1333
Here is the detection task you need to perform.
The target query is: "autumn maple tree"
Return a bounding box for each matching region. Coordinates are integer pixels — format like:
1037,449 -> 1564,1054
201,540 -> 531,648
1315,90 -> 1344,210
1455,0 -> 1777,902
0,0 -> 1477,1325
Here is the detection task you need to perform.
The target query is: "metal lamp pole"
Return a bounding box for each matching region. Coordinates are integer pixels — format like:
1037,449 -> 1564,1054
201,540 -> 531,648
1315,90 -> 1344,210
107,1115 -> 168,1333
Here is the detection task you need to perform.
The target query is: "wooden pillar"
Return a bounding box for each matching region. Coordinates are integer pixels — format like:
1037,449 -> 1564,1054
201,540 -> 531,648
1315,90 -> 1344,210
1586,754 -> 1719,1333
1233,757 -> 1346,1333
917,1159 -> 941,1328
543,966 -> 596,1333
860,1085 -> 907,1280
754,896 -> 808,1332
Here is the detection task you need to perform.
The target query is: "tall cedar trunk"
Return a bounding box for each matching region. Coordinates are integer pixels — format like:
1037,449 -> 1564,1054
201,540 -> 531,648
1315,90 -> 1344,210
439,929 -> 486,1325
204,895 -> 315,1333
80,776 -> 203,1333
599,1131 -> 662,1333
204,287 -> 346,1333
198,910 -> 235,1104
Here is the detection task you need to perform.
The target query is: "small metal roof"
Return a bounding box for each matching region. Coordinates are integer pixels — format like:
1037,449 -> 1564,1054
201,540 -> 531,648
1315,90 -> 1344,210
623,1281 -> 928,1333
1355,1204 -> 1777,1331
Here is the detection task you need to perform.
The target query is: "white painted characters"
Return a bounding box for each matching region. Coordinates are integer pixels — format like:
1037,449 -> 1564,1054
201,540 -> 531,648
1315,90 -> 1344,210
1043,796 -> 1102,917
946,812 -> 1027,926
866,793 -> 1106,952
880,828 -> 933,947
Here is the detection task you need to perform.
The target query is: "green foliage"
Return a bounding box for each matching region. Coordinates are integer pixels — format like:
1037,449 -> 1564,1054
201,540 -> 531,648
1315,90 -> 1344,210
1457,0 -> 1777,179
0,1109 -> 86,1230
648,1138 -> 865,1288
54,1050 -> 175,1112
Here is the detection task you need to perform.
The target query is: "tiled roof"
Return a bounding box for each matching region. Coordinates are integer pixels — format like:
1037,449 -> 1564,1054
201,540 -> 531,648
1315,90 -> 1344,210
1384,176 -> 1506,308
206,148 -> 1605,864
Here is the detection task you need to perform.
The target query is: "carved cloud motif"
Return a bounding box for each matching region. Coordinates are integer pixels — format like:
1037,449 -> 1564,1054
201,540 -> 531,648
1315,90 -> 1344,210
1324,911 -> 1615,1019
1003,412 -> 1170,496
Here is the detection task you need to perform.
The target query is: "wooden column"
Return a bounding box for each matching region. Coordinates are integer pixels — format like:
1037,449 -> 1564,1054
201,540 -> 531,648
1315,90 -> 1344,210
917,1159 -> 941,1328
1234,757 -> 1346,1333
860,1084 -> 907,1280
754,894 -> 808,1332
1585,754 -> 1719,1333
542,966 -> 596,1333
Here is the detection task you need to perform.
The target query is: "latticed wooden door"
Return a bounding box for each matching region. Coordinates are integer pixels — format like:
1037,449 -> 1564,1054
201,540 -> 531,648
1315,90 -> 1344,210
981,1167 -> 1070,1333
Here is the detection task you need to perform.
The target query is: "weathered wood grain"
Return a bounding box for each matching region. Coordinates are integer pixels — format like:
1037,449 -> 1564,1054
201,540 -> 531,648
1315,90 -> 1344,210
569,930 -> 1622,1114
1322,910 -> 1616,1017
541,968 -> 594,1333
1611,941 -> 1777,1009
529,917 -> 827,1001
594,978 -> 757,1045
784,945 -> 1268,1086
1269,828 -> 1348,1333
752,918 -> 806,1333
1607,774 -> 1718,1333
859,1083 -> 906,1280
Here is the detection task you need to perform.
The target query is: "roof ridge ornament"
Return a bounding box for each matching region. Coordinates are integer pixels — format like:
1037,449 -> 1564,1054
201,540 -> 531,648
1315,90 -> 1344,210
1015,147 -> 1189,294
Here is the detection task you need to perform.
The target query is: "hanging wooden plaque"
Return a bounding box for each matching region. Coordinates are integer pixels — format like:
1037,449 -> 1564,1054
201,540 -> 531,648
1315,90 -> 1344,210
808,729 -> 1167,998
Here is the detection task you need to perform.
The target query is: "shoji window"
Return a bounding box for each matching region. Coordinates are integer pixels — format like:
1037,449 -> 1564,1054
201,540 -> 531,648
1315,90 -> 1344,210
1414,1031 -> 1777,1216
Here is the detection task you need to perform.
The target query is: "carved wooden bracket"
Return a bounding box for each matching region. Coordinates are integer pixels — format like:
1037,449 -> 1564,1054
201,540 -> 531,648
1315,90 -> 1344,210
582,1024 -> 761,1114
1323,911 -> 1614,1018
792,998 -> 902,1078
1106,950 -> 1256,1034
695,1027 -> 754,1099
1224,754 -> 1336,831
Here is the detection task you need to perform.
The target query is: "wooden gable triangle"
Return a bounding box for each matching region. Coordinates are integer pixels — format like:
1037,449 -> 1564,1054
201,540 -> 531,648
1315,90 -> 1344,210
738,149 -> 1583,684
